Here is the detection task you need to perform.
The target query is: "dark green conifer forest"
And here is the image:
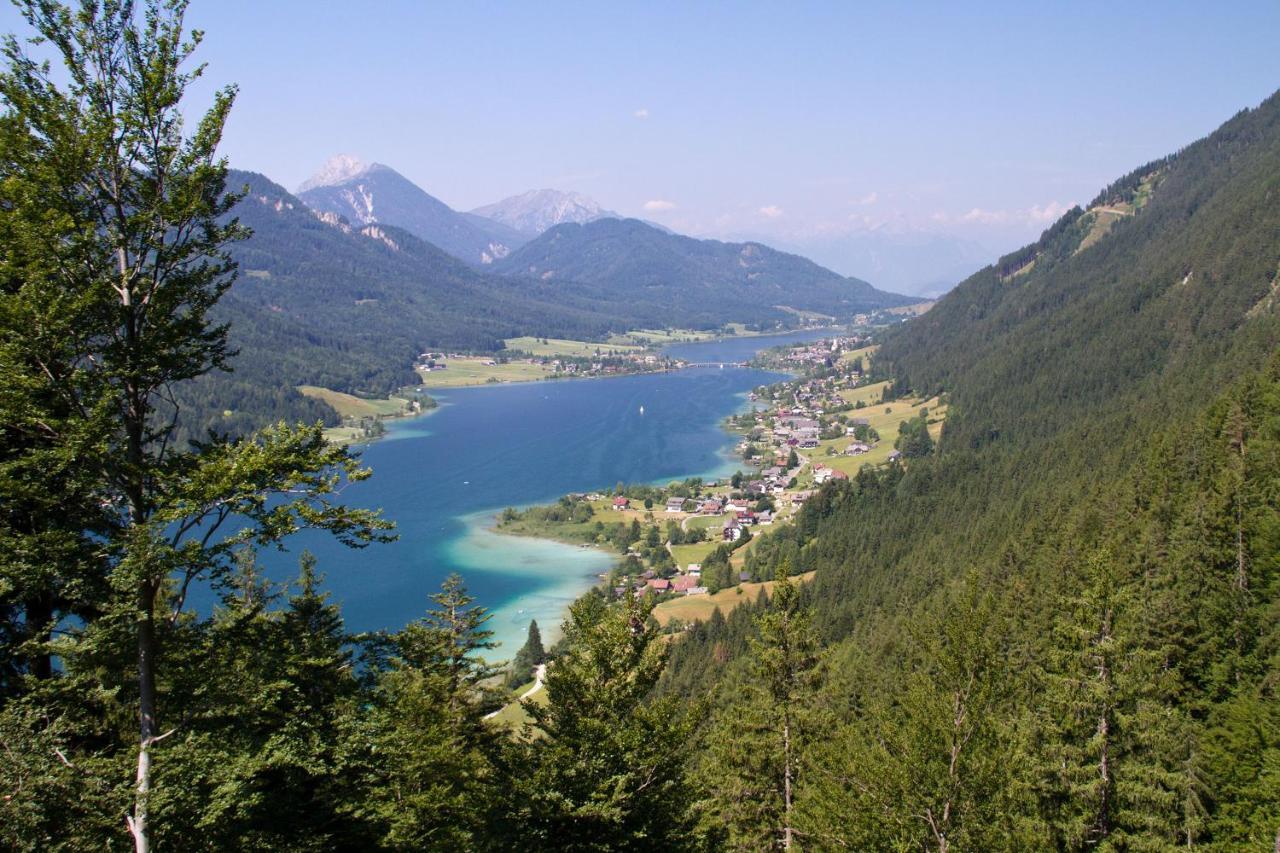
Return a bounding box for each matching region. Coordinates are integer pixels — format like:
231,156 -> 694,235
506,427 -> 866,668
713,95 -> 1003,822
2,2 -> 1279,850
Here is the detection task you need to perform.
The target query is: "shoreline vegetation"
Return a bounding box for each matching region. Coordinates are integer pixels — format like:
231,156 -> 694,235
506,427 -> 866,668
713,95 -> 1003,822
302,312 -> 932,447
415,323 -> 796,390
302,324 -> 811,445
485,329 -> 945,715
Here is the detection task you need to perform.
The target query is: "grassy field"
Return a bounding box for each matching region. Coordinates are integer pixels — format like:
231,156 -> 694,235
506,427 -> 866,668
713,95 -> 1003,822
504,336 -> 641,358
417,358 -> 554,388
669,540 -> 721,569
685,513 -> 729,531
1077,207 -> 1131,254
297,385 -> 412,419
605,328 -> 718,347
885,301 -> 935,316
839,344 -> 878,366
487,679 -> 549,730
810,381 -> 946,474
652,570 -> 816,627
320,425 -> 375,445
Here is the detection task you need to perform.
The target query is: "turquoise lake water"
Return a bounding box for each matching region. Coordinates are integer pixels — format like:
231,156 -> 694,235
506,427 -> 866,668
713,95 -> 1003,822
270,329 -> 829,653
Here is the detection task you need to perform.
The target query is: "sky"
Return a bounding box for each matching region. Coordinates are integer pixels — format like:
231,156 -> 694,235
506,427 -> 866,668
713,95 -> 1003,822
3,1 -> 1278,289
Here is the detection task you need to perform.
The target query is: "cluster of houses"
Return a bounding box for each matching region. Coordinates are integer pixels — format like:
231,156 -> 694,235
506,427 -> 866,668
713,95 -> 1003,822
414,348 -> 685,381
623,565 -> 708,599
610,491 -> 780,546
767,336 -> 855,368
544,353 -> 683,377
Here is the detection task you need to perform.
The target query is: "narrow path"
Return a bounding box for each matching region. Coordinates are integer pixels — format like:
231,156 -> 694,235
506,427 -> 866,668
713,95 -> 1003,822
484,663 -> 546,720
520,664 -> 547,701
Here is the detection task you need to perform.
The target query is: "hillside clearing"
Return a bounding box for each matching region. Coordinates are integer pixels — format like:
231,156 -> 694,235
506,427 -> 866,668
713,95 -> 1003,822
652,570 -> 816,627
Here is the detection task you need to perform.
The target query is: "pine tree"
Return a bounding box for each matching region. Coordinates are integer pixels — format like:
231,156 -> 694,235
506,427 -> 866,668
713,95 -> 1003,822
513,592 -> 698,850
698,564 -> 821,850
506,619 -> 546,688
801,580 -> 1039,850
348,574 -> 504,848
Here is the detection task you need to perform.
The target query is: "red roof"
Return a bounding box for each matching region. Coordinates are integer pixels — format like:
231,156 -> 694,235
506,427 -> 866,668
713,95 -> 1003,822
671,575 -> 698,591
647,578 -> 670,590
613,497 -> 630,506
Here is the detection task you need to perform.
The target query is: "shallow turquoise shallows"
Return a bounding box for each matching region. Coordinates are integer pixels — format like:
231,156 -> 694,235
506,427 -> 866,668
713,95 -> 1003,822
262,330 -> 829,653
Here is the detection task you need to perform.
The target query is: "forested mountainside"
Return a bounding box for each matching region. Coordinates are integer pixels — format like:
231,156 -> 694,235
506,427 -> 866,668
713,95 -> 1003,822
660,92 -> 1280,846
182,172 -> 910,441
296,159 -> 528,265
493,217 -> 914,326
174,171 -> 638,441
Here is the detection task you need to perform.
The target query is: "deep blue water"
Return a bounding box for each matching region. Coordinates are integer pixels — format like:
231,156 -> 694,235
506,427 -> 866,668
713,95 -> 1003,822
261,330 -> 828,651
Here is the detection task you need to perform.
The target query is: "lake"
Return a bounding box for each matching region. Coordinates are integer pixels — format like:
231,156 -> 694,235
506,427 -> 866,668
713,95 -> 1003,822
268,329 -> 830,653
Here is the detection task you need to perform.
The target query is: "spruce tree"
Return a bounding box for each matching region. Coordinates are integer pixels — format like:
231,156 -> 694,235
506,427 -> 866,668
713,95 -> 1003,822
513,592 -> 698,849
349,574 -> 505,849
697,564 -> 821,850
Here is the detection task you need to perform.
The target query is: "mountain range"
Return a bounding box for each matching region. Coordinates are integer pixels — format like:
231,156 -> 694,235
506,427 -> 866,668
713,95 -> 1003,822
185,169 -> 911,439
470,188 -> 618,236
296,156 -> 528,265
493,217 -> 908,326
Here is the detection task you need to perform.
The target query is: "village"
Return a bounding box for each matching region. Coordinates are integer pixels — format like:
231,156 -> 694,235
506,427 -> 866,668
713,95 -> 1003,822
494,334 -> 948,627
414,347 -> 687,385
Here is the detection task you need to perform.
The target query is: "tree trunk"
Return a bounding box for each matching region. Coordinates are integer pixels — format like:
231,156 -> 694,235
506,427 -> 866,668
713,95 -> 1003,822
128,581 -> 158,853
782,712 -> 793,850
24,593 -> 54,680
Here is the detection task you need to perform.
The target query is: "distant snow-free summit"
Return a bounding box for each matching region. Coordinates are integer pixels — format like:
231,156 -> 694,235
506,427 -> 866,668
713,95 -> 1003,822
470,188 -> 619,236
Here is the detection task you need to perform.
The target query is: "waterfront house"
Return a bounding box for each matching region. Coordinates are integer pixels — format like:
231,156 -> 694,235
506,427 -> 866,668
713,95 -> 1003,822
612,497 -> 631,510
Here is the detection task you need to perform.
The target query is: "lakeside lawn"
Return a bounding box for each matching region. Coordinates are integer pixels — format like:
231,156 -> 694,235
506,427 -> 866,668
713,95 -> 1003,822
503,335 -> 641,358
298,385 -> 413,419
652,570 -> 816,627
417,358 -> 554,388
319,425 -> 375,445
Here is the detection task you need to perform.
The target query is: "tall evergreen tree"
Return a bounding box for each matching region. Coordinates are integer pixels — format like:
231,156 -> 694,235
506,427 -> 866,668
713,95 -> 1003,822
347,574 -> 504,849
513,592 -> 698,850
506,619 -> 546,688
697,563 -> 821,850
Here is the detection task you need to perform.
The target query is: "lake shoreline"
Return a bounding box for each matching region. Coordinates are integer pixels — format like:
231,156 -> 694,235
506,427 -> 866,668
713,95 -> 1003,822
478,381 -> 769,647
279,328 -> 838,656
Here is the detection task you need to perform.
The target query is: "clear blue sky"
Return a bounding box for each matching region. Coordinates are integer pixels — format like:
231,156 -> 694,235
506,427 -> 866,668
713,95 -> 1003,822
4,1 -> 1278,262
